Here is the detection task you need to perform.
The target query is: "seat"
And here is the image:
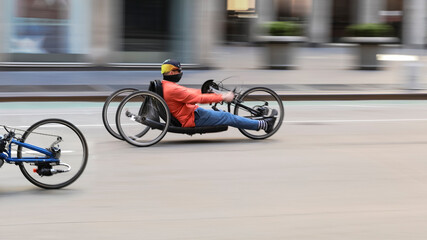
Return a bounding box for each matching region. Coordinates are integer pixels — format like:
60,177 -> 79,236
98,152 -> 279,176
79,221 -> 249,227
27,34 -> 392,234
149,80 -> 182,127
146,80 -> 228,135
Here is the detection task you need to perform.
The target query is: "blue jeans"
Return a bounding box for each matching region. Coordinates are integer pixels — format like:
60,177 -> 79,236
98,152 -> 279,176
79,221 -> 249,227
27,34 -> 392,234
194,107 -> 259,130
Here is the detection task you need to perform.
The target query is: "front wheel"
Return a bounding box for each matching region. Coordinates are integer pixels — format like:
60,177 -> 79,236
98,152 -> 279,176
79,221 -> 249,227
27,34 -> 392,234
234,87 -> 284,139
18,119 -> 88,189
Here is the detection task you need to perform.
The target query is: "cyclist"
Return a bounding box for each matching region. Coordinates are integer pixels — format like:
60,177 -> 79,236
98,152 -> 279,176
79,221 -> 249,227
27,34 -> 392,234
160,59 -> 277,133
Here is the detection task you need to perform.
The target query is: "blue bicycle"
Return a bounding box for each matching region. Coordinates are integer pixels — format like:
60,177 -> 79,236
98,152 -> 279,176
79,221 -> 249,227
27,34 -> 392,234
0,119 -> 88,189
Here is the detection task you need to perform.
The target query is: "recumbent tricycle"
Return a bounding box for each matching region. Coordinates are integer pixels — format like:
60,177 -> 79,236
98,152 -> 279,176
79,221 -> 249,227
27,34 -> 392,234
102,79 -> 284,147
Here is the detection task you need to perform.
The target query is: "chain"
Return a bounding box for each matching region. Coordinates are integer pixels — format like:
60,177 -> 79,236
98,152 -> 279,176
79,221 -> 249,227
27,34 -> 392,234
0,124 -> 61,138
1,124 -> 61,158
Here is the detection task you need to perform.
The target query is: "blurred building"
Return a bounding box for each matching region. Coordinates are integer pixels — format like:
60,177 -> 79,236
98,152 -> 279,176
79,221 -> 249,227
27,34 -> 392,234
0,0 -> 425,68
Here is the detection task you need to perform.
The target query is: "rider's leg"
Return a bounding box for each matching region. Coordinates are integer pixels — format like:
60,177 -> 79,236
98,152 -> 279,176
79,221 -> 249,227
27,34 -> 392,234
194,107 -> 259,130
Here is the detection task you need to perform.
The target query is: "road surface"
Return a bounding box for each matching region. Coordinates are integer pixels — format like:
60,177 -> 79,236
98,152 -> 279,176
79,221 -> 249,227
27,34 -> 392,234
1,100 -> 427,240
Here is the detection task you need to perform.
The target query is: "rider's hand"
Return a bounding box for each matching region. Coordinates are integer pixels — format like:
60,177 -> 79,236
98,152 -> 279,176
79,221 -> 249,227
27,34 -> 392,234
222,91 -> 234,102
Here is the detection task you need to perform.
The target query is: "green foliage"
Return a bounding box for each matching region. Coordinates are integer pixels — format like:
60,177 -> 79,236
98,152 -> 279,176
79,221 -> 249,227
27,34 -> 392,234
266,21 -> 302,36
345,23 -> 394,37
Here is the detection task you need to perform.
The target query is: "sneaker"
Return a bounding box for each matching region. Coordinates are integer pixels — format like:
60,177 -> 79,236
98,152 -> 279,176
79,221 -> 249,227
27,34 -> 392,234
264,117 -> 276,134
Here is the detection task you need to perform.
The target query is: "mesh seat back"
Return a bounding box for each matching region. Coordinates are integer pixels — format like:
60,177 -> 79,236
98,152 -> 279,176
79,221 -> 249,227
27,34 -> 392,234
149,80 -> 182,127
138,94 -> 160,122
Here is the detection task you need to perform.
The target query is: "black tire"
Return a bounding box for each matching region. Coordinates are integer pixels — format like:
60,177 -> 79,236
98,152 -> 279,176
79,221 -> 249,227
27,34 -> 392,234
234,87 -> 284,139
116,91 -> 171,147
18,119 -> 88,189
102,88 -> 139,140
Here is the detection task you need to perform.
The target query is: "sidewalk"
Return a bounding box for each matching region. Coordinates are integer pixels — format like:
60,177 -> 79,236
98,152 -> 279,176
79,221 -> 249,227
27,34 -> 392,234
0,45 -> 426,101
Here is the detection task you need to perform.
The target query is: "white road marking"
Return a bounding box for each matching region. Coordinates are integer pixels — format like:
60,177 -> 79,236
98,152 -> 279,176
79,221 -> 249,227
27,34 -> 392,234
7,118 -> 427,129
286,118 -> 427,123
11,123 -> 139,129
11,150 -> 74,155
0,112 -> 98,116
52,118 -> 427,127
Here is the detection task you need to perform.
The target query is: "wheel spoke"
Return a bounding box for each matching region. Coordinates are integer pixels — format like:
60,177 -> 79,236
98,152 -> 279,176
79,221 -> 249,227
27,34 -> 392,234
234,87 -> 284,139
116,91 -> 170,147
18,119 -> 88,189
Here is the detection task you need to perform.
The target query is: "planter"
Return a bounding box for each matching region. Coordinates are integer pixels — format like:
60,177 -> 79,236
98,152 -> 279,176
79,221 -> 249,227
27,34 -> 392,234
341,37 -> 399,70
257,36 -> 306,69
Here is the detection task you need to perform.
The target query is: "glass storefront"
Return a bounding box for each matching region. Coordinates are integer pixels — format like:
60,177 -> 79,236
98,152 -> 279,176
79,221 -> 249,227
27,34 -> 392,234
276,0 -> 310,22
6,0 -> 89,62
11,0 -> 70,54
121,0 -> 171,52
225,0 -> 257,42
0,0 -> 415,66
383,0 -> 403,39
330,0 -> 402,42
116,0 -> 199,64
331,0 -> 354,42
225,0 -> 313,43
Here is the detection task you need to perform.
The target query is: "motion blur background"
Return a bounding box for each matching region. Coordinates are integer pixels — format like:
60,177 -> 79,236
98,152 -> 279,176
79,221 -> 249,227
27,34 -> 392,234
0,0 -> 424,69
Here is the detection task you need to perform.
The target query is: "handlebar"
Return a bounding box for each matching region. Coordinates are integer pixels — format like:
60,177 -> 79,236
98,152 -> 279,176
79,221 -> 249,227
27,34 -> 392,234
1,127 -> 14,141
202,79 -> 242,112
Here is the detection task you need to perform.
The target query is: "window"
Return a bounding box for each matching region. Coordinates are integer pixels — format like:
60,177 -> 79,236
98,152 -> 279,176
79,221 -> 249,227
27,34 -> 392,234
122,0 -> 171,51
11,0 -> 70,54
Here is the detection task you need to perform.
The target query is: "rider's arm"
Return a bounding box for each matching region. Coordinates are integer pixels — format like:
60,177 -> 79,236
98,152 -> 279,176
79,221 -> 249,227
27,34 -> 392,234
173,85 -> 223,104
221,91 -> 234,102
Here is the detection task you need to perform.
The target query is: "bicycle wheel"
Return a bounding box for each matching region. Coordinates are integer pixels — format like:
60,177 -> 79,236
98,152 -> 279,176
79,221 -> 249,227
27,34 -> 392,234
17,119 -> 88,189
234,87 -> 284,139
116,91 -> 170,147
102,88 -> 140,140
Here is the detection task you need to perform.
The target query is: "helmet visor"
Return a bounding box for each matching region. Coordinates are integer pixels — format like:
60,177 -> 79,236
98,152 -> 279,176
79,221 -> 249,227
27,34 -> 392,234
161,64 -> 181,75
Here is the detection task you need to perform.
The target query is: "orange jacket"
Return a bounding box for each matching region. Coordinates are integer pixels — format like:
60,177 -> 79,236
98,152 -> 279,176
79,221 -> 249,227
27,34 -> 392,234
162,80 -> 223,127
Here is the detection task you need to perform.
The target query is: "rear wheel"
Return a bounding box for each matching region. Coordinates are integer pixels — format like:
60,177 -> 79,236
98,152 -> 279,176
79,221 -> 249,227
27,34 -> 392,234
18,118 -> 88,189
234,87 -> 284,139
102,88 -> 140,140
116,91 -> 170,147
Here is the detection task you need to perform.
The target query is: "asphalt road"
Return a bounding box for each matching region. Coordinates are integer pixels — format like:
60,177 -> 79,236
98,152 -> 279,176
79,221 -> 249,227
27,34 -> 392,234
1,100 -> 427,240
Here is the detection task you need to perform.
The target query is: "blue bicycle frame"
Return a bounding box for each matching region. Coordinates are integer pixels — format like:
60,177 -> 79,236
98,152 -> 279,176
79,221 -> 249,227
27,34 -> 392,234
0,138 -> 59,164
